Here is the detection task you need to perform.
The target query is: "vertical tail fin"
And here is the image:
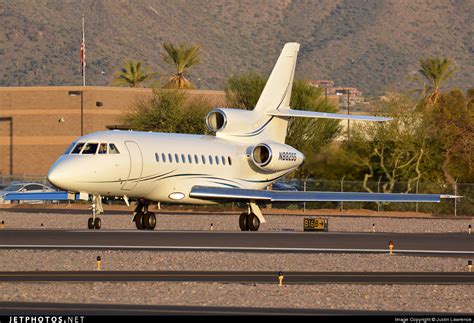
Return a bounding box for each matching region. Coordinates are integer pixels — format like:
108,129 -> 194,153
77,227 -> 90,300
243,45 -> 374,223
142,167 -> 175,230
254,43 -> 299,113
215,43 -> 300,143
251,43 -> 299,143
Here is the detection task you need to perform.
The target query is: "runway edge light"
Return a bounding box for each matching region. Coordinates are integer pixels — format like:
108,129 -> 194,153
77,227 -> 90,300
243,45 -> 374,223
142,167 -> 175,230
389,240 -> 394,255
278,271 -> 284,286
97,256 -> 102,271
468,260 -> 472,273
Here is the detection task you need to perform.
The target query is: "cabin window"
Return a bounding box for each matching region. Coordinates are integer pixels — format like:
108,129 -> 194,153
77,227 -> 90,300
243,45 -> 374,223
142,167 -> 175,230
215,155 -> 219,165
71,142 -> 85,154
64,142 -> 77,155
168,153 -> 173,163
209,155 -> 213,165
228,156 -> 232,165
82,143 -> 98,155
109,144 -> 120,154
181,154 -> 186,163
221,156 -> 226,165
98,143 -> 108,154
162,153 -> 166,163
175,153 -> 179,163
188,154 -> 192,164
155,153 -> 160,162
194,155 -> 199,164
201,155 -> 206,164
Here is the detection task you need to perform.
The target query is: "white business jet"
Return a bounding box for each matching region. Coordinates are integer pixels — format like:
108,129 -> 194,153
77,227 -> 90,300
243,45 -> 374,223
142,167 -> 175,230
34,43 -> 451,230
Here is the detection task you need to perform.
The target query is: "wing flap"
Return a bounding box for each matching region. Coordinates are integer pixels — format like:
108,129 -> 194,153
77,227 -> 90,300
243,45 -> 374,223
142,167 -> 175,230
268,109 -> 392,122
190,186 -> 444,203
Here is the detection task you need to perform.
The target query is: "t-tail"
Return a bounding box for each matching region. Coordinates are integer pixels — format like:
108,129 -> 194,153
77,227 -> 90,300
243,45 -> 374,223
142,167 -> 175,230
205,42 -> 391,144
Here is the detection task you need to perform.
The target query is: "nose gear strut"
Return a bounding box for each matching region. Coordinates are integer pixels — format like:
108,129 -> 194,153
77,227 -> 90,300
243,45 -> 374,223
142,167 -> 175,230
87,195 -> 104,230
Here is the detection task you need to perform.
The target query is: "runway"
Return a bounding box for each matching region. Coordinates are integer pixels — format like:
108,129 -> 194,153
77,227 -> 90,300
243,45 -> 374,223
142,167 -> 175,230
1,302 -> 469,316
0,271 -> 473,284
0,230 -> 472,255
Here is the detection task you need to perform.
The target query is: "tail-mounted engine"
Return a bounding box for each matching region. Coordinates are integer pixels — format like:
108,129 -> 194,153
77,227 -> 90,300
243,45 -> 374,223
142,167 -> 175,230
206,108 -> 257,135
251,142 -> 304,172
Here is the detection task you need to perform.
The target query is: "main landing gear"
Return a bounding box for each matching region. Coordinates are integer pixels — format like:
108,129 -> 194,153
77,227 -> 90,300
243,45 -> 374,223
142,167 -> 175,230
239,212 -> 260,231
133,199 -> 156,230
239,202 -> 265,231
87,195 -> 104,230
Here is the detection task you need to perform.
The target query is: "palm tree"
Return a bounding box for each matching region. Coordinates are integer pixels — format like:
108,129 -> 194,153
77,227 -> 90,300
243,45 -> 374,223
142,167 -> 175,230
162,43 -> 201,89
418,57 -> 457,106
113,60 -> 155,87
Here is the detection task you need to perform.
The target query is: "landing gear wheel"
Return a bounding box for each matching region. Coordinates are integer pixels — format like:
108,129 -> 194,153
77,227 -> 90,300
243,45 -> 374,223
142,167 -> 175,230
94,218 -> 102,230
239,212 -> 249,231
87,218 -> 94,230
144,212 -> 156,230
134,212 -> 145,230
247,213 -> 260,231
94,218 -> 101,230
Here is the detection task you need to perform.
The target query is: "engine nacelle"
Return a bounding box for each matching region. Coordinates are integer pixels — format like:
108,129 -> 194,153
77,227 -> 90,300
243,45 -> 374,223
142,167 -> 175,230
206,108 -> 256,134
251,142 -> 304,172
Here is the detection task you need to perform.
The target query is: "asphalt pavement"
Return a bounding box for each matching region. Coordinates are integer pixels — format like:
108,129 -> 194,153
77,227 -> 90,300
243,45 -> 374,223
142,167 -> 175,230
0,271 -> 473,284
0,230 -> 472,256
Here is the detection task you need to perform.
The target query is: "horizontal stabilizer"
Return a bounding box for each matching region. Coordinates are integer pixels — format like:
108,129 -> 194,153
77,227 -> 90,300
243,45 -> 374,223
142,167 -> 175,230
190,186 -> 451,203
4,191 -> 76,201
268,109 -> 392,122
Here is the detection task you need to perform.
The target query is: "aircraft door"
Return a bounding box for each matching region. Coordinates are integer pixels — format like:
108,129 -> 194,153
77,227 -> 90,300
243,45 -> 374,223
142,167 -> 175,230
121,141 -> 143,191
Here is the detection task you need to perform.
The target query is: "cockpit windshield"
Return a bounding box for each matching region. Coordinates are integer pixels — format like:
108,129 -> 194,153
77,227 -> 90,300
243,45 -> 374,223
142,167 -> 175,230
71,142 -> 85,154
98,143 -> 108,154
82,143 -> 98,155
109,144 -> 120,154
68,142 -> 120,155
63,142 -> 77,155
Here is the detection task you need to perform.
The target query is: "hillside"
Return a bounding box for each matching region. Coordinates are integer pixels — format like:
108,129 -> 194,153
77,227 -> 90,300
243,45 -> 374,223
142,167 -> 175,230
0,0 -> 472,95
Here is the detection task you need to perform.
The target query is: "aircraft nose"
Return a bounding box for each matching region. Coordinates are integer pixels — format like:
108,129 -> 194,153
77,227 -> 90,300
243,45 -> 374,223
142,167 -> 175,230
47,160 -> 70,190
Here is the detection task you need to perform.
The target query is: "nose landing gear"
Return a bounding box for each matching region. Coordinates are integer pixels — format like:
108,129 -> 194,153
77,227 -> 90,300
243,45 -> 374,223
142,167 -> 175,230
88,195 -> 103,230
133,199 -> 156,230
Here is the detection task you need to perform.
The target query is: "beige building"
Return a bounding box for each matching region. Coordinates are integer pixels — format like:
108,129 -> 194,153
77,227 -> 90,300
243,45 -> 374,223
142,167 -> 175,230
0,86 -> 226,176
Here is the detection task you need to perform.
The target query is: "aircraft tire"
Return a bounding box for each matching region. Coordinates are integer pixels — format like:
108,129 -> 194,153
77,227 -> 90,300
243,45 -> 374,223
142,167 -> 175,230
87,218 -> 94,230
239,212 -> 249,231
135,212 -> 145,230
144,212 -> 156,230
247,213 -> 260,231
94,218 -> 101,230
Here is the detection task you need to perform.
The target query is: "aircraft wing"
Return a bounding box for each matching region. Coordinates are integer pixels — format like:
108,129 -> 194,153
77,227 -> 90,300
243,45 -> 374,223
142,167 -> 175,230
190,186 -> 456,203
268,109 -> 392,122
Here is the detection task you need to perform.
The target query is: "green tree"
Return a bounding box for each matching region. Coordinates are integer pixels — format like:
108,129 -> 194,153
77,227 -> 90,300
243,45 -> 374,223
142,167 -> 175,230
162,43 -> 201,89
417,57 -> 457,106
424,89 -> 474,184
224,72 -> 266,109
122,89 -> 211,134
112,60 -> 155,87
344,94 -> 436,193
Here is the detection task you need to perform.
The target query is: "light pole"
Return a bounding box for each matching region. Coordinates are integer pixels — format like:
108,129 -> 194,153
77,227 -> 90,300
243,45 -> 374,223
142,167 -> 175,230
347,90 -> 351,140
68,90 -> 84,136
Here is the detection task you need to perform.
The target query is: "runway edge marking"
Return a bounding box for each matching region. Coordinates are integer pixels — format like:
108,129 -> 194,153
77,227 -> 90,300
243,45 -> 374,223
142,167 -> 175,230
0,245 -> 473,255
